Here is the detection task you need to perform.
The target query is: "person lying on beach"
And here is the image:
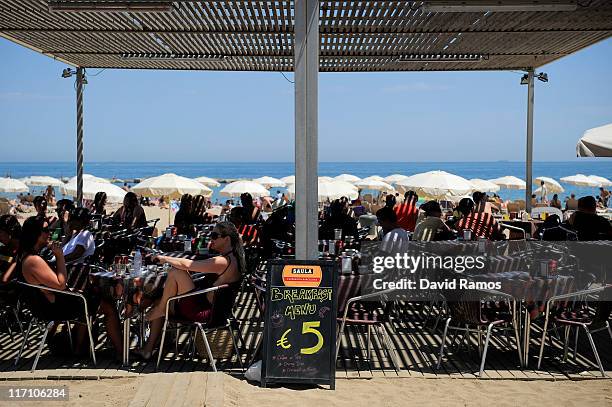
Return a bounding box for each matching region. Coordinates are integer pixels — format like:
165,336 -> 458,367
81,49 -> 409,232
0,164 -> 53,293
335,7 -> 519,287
135,222 -> 244,360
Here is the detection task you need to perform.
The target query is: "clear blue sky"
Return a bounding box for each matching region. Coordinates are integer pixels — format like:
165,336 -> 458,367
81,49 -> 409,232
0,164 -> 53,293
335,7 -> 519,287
0,36 -> 610,162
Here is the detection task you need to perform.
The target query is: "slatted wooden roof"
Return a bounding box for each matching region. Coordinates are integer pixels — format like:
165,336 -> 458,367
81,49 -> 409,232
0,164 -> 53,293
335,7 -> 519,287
1,1 -> 611,72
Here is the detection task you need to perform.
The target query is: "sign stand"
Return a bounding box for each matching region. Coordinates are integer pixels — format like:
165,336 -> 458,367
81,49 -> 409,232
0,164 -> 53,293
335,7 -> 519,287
261,259 -> 337,389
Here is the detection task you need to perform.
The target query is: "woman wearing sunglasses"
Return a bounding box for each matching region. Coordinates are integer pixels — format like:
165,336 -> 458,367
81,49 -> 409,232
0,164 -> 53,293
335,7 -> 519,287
137,222 -> 245,360
15,215 -> 123,360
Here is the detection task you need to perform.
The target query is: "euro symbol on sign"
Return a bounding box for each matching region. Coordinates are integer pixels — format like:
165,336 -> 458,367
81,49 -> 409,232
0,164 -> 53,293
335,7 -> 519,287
276,328 -> 291,349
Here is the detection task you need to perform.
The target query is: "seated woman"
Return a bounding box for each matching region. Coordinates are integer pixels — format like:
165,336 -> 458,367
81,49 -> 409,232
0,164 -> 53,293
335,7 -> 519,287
549,194 -> 562,210
454,199 -> 505,240
136,222 -> 244,360
63,208 -> 96,264
0,215 -> 21,283
113,192 -> 147,229
92,192 -> 107,216
174,194 -> 193,236
49,199 -> 75,244
16,216 -> 123,360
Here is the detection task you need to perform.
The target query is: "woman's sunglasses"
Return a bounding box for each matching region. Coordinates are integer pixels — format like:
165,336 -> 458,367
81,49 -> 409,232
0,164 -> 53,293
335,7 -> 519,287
209,231 -> 225,240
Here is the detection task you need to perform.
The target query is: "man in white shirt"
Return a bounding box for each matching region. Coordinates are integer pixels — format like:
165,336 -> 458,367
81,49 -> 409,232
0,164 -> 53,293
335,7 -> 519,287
376,207 -> 410,254
63,208 -> 96,264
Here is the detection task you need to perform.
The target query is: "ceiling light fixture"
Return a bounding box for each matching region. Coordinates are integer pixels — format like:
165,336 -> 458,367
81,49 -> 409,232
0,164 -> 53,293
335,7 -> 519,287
422,1 -> 577,12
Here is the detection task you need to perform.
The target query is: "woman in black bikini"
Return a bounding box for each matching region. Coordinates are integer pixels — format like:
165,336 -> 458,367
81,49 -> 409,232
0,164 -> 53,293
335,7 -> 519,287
137,221 -> 245,359
17,215 -> 123,360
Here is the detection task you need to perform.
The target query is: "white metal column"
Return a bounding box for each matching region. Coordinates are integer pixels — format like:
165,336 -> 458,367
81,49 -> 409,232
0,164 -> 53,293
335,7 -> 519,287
525,68 -> 534,215
76,67 -> 85,207
294,0 -> 319,260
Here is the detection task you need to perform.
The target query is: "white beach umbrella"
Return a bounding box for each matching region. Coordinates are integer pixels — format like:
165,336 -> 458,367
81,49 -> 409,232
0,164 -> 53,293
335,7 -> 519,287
587,175 -> 612,187
60,179 -> 126,203
20,176 -> 63,187
288,180 -> 358,202
0,177 -> 28,193
220,181 -> 270,198
354,178 -> 395,192
280,175 -> 295,185
576,123 -> 612,157
334,173 -> 361,183
318,176 -> 335,182
365,175 -> 385,182
488,176 -> 526,190
469,179 -> 500,193
397,171 -> 473,199
67,174 -> 111,184
252,176 -> 287,188
193,176 -> 221,188
534,176 -> 565,194
132,173 -> 212,199
560,174 -> 600,187
384,174 -> 410,184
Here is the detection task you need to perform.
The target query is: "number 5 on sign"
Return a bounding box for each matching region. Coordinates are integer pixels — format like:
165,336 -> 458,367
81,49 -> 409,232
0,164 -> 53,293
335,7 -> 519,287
300,321 -> 323,355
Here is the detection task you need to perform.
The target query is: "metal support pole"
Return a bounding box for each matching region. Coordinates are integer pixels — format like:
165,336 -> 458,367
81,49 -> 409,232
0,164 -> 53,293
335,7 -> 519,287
525,68 -> 535,215
294,0 -> 319,260
76,67 -> 85,207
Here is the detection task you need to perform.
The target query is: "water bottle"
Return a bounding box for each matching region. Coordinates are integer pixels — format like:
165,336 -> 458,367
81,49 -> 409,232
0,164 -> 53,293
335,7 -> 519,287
132,250 -> 142,277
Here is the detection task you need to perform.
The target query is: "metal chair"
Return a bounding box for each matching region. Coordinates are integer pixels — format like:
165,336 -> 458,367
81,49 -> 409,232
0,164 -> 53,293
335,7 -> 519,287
537,285 -> 612,377
14,282 -> 97,371
436,288 -> 523,377
335,275 -> 400,370
155,284 -> 244,372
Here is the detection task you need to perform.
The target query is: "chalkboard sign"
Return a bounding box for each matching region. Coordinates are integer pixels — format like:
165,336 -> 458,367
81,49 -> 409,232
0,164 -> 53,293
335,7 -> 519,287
261,259 -> 337,389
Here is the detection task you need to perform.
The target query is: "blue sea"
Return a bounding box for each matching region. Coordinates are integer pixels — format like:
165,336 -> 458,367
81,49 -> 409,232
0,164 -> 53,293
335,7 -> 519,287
1,161 -> 610,203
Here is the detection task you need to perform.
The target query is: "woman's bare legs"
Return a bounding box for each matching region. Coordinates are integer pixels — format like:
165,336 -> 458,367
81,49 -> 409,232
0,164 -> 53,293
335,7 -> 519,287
141,268 -> 195,354
100,299 -> 123,359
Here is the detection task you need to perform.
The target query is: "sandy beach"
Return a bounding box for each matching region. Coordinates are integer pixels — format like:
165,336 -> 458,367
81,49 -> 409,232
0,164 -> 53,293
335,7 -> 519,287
1,375 -> 610,407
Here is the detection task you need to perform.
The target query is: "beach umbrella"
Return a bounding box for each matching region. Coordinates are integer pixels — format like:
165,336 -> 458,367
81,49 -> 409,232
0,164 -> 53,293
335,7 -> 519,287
560,174 -> 600,187
534,176 -> 564,194
384,174 -> 410,184
67,174 -> 111,184
354,178 -> 395,192
587,175 -> 612,187
193,176 -> 221,188
288,180 -> 358,202
20,176 -> 63,187
0,177 -> 28,193
60,178 -> 126,203
252,176 -> 287,188
280,175 -> 295,185
366,175 -> 385,182
334,173 -> 361,183
576,123 -> 612,157
488,176 -> 526,190
132,173 -> 212,199
469,179 -> 500,193
220,181 -> 270,198
318,176 -> 335,182
397,171 -> 473,200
